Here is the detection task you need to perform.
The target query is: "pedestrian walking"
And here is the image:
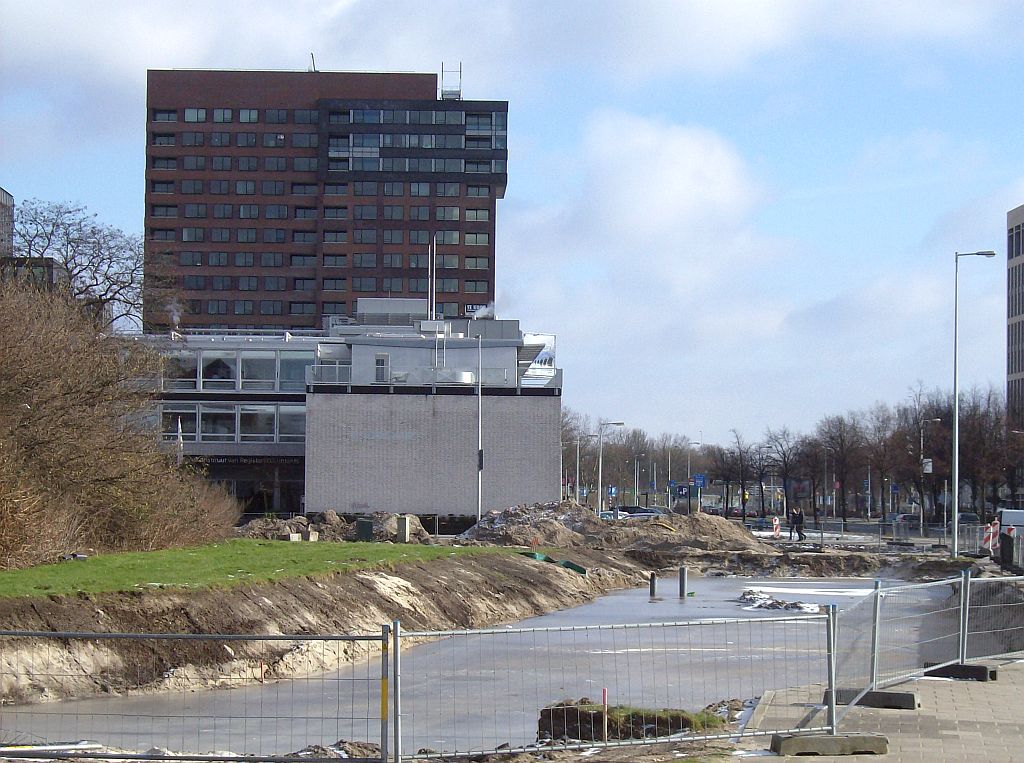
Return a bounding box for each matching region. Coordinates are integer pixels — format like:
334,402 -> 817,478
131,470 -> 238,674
792,506 -> 806,541
787,509 -> 795,541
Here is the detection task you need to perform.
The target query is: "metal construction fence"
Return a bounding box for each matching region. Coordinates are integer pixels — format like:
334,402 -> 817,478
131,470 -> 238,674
3,573 -> 1024,761
0,630 -> 390,763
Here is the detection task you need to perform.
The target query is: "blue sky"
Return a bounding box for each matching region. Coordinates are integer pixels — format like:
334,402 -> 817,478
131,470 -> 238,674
1,0 -> 1019,444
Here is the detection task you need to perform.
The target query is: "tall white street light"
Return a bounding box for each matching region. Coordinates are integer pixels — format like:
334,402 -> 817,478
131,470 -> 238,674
633,452 -> 646,504
919,417 -> 941,538
952,250 -> 996,558
575,434 -> 597,504
686,439 -> 702,513
596,420 -> 625,513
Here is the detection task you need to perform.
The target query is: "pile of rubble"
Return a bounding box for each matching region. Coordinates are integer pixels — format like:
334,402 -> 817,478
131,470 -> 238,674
458,501 -> 605,546
738,588 -> 820,613
237,511 -> 432,544
459,500 -> 776,554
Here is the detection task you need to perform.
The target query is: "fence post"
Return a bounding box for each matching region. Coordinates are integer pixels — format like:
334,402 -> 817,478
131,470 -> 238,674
869,579 -> 882,689
958,569 -> 971,665
825,604 -> 838,735
393,619 -> 402,763
380,624 -> 390,763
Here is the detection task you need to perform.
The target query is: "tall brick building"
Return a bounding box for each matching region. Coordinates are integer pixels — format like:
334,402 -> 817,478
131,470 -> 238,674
143,70 -> 507,330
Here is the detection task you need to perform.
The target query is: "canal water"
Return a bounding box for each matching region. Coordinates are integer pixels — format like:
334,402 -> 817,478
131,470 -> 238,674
3,576 -> 878,756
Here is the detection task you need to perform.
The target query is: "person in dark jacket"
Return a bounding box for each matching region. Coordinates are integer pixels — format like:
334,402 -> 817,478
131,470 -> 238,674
792,506 -> 806,541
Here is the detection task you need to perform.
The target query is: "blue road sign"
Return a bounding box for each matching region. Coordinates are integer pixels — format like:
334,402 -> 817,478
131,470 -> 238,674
863,480 -> 870,490
891,484 -> 899,494
676,485 -> 688,497
668,479 -> 677,488
693,473 -> 707,488
607,486 -> 618,497
580,487 -> 588,497
649,480 -> 656,489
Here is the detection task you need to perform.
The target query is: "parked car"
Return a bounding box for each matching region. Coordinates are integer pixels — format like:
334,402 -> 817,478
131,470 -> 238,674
946,512 -> 980,531
894,514 -> 921,530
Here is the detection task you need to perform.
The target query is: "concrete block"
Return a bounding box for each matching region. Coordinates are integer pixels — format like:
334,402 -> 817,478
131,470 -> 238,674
301,530 -> 319,542
770,733 -> 888,756
831,688 -> 920,709
924,663 -> 997,681
277,532 -> 301,542
396,515 -> 412,544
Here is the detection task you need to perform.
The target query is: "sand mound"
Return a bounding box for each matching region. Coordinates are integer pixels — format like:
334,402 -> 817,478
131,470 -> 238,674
459,502 -> 774,554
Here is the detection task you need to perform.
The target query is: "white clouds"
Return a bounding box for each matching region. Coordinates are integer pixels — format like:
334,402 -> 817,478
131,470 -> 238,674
501,108 -> 1009,442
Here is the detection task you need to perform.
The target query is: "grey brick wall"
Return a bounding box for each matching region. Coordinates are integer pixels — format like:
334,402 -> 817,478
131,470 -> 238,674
305,392 -> 560,516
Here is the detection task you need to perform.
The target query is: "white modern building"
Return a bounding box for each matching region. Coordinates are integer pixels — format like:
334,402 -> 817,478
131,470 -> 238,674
151,298 -> 561,522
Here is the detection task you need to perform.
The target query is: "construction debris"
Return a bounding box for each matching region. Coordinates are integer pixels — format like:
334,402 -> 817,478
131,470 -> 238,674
237,511 -> 432,544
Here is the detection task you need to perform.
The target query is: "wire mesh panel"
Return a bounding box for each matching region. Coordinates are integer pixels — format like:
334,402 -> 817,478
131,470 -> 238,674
965,576 -> 1024,660
874,580 -> 960,687
0,631 -> 387,762
832,589 -> 878,722
396,615 -> 830,759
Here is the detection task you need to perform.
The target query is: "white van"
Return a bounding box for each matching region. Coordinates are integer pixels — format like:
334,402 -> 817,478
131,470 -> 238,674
996,509 -> 1024,532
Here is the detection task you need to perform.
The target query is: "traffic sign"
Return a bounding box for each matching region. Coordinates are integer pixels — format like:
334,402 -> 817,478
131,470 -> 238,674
891,484 -> 899,494
580,487 -> 588,497
668,479 -> 677,488
863,479 -> 870,490
676,485 -> 688,497
607,486 -> 618,497
649,480 -> 656,489
693,473 -> 706,488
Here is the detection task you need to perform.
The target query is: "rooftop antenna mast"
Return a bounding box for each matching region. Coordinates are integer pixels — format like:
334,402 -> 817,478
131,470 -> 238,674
440,62 -> 462,100
309,53 -> 317,72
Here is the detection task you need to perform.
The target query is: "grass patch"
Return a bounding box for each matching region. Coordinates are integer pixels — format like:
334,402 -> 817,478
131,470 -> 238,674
540,700 -> 726,742
0,539 -> 512,600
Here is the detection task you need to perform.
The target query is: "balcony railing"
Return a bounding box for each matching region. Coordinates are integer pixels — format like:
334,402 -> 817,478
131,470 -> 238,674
306,364 -> 521,387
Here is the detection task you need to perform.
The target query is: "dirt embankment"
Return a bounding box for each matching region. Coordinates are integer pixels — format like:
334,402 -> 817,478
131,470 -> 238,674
0,548 -> 645,704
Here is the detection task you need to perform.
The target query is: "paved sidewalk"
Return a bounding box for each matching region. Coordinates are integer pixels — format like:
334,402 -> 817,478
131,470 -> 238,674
764,659 -> 1024,761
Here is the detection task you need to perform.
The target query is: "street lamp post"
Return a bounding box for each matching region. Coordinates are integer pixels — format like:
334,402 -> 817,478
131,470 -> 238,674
596,421 -> 625,514
919,417 -> 940,537
633,453 -> 645,505
575,434 -> 597,505
952,250 -> 996,558
686,439 -> 702,514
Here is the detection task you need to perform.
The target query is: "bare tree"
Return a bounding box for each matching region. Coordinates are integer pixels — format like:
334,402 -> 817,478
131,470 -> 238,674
751,442 -> 772,518
766,427 -> 800,516
12,199 -> 173,330
816,413 -> 865,528
730,430 -> 753,521
862,403 -> 897,518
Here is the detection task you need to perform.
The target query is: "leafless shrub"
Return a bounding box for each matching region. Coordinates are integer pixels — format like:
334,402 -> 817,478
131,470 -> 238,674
0,279 -> 239,568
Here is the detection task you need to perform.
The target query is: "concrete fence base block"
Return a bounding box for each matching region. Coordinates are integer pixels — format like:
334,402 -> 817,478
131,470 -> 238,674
924,663 -> 997,681
831,688 -> 920,709
770,733 -> 888,756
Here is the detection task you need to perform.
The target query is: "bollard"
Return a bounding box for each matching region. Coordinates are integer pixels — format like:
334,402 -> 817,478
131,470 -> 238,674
679,566 -> 688,599
649,572 -> 657,598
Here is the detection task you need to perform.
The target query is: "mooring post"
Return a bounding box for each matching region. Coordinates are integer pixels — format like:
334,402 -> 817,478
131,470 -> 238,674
649,572 -> 657,598
679,566 -> 688,599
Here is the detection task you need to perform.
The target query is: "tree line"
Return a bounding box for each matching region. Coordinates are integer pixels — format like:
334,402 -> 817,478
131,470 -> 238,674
560,386 -> 1023,526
